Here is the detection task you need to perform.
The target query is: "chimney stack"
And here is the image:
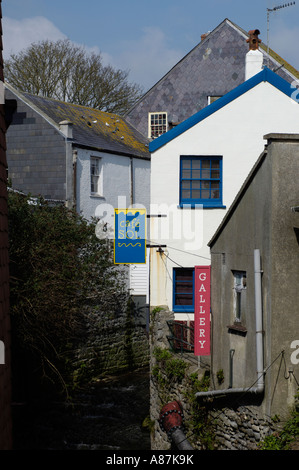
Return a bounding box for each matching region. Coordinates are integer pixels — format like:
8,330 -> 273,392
245,29 -> 263,80
201,31 -> 210,41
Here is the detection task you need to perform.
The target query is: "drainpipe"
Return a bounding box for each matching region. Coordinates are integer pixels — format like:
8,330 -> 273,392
59,120 -> 74,209
195,249 -> 264,399
73,149 -> 77,211
159,401 -> 193,450
130,157 -> 134,206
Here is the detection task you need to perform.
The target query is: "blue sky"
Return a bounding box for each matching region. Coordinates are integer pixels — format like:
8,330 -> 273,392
3,0 -> 299,91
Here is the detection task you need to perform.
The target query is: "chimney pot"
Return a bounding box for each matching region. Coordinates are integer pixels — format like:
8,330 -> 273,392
246,29 -> 261,50
201,31 -> 210,41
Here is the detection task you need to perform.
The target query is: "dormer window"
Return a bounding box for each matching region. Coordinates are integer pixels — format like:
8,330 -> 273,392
148,112 -> 167,139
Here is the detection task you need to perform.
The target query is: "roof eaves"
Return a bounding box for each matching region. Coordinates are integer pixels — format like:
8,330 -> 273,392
73,141 -> 150,160
149,67 -> 297,153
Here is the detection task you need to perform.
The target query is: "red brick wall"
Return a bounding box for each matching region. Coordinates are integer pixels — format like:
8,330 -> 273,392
0,0 -> 12,449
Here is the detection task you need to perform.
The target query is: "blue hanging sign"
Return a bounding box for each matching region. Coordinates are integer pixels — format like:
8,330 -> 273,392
114,209 -> 146,264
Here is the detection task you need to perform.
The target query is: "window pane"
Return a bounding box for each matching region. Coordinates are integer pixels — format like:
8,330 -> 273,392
201,169 -> 210,179
180,156 -> 222,204
201,189 -> 210,199
182,159 -> 191,169
192,160 -> 201,169
192,169 -> 201,179
175,282 -> 193,293
202,160 -> 210,169
211,189 -> 219,199
192,189 -> 201,199
201,181 -> 210,189
150,112 -> 167,138
211,160 -> 220,169
182,190 -> 190,199
182,169 -> 191,178
176,271 -> 193,281
91,175 -> 98,193
175,294 -> 193,305
90,157 -> 101,194
174,268 -> 194,309
211,169 -> 220,179
191,180 -> 200,189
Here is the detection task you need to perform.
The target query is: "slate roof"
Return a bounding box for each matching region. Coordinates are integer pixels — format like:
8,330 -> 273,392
6,84 -> 150,159
149,67 -> 297,152
125,18 -> 299,139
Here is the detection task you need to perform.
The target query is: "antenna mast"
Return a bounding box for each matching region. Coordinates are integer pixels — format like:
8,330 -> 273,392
267,2 -> 295,66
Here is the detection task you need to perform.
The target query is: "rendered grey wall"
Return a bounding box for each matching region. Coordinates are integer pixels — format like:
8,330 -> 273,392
210,135 -> 299,420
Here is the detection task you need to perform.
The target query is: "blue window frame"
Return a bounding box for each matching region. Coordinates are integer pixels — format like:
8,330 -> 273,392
173,267 -> 194,313
180,156 -> 223,207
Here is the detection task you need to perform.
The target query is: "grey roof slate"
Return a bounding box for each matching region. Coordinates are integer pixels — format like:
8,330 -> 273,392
125,18 -> 299,138
6,86 -> 150,160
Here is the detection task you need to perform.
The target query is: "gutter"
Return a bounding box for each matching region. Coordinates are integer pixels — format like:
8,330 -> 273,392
196,249 -> 265,400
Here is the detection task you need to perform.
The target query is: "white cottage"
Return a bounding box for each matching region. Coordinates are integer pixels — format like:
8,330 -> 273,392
5,84 -> 151,307
149,62 -> 299,325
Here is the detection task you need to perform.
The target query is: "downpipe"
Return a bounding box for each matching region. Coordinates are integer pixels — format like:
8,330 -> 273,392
159,401 -> 194,450
195,249 -> 264,400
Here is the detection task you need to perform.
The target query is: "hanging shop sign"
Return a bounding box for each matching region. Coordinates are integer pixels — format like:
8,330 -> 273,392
194,265 -> 211,356
114,209 -> 146,264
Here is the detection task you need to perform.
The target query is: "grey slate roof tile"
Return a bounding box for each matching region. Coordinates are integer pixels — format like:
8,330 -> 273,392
7,86 -> 150,160
126,18 -> 299,138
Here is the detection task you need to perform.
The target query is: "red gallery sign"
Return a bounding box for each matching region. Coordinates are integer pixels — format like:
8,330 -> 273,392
194,266 -> 211,356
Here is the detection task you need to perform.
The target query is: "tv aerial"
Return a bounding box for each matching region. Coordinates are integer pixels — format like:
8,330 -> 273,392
267,2 -> 296,66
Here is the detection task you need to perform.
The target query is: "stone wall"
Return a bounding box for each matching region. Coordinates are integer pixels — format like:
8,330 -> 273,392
149,307 -> 196,450
94,316 -> 149,377
209,406 -> 274,450
78,304 -> 150,381
149,307 -> 278,451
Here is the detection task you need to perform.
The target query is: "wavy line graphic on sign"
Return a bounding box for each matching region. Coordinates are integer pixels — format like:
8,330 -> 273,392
118,242 -> 142,248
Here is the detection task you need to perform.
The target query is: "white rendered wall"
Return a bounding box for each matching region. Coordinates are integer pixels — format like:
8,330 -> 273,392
150,81 -> 299,315
76,148 -> 150,297
76,148 -> 150,221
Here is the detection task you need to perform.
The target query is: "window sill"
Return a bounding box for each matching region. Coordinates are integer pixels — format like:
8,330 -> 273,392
90,194 -> 105,199
173,308 -> 194,313
178,203 -> 226,209
227,323 -> 247,336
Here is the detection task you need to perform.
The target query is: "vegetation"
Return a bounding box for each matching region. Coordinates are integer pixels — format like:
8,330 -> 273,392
185,372 -> 215,449
152,347 -> 188,391
5,39 -> 143,115
152,346 -> 215,448
8,190 -> 129,400
258,402 -> 299,450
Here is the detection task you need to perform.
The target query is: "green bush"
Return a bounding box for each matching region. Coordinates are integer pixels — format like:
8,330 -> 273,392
8,191 -> 128,399
259,406 -> 299,450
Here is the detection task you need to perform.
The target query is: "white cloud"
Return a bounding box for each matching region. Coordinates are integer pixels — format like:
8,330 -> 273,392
110,26 -> 183,90
2,17 -> 183,90
2,16 -> 67,59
